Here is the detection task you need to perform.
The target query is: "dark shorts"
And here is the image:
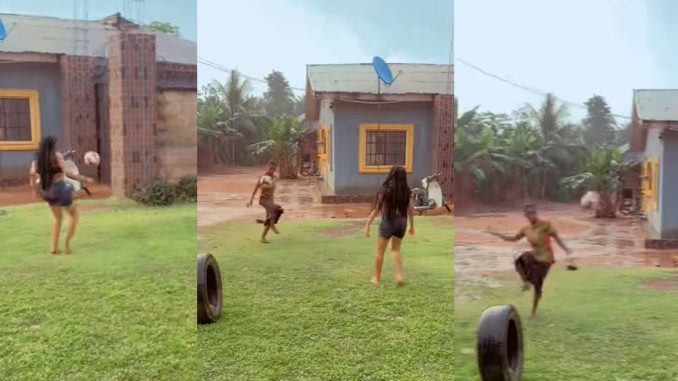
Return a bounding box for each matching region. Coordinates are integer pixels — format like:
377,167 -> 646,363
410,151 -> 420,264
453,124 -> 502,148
43,181 -> 74,207
379,217 -> 407,240
259,198 -> 283,226
515,251 -> 552,296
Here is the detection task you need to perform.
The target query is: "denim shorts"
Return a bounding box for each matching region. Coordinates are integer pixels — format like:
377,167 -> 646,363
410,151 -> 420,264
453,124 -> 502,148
43,181 -> 74,207
378,217 -> 407,239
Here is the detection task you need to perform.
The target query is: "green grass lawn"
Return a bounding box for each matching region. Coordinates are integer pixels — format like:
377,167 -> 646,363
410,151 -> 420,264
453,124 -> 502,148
198,217 -> 454,381
455,268 -> 678,381
0,200 -> 196,381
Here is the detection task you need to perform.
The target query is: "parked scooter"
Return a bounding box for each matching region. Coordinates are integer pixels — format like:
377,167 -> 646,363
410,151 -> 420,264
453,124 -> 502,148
411,172 -> 452,215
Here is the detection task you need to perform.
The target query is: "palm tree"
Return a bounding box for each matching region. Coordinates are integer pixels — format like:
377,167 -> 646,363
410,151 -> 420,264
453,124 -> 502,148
249,116 -> 307,178
197,71 -> 265,166
519,94 -> 588,199
561,146 -> 628,218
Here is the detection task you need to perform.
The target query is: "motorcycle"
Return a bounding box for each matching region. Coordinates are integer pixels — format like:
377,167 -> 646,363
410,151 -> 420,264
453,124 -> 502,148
411,172 -> 452,215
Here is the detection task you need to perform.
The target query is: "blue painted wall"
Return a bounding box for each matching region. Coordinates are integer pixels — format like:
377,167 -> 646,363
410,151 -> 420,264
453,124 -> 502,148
330,101 -> 433,195
660,130 -> 678,238
0,62 -> 62,180
644,128 -> 663,235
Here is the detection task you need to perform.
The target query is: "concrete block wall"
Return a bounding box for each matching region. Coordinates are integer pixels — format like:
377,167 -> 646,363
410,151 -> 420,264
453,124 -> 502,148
432,94 -> 454,202
59,55 -> 98,177
107,32 -> 157,197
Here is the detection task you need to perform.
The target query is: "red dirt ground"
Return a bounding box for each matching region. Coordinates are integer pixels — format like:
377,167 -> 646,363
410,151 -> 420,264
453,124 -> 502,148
199,166 -> 372,227
455,203 -> 678,293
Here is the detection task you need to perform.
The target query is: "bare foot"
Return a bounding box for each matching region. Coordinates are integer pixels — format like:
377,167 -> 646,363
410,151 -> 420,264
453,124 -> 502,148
529,314 -> 536,320
50,250 -> 62,255
260,239 -> 271,244
64,247 -> 72,255
395,275 -> 404,286
371,277 -> 380,285
271,225 -> 280,235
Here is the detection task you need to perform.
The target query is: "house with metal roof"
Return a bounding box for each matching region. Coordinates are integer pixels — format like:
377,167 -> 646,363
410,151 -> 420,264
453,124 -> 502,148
0,13 -> 196,197
304,63 -> 454,203
628,89 -> 678,246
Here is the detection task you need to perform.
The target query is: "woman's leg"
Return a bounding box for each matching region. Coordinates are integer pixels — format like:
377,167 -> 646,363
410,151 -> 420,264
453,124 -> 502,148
372,237 -> 389,285
49,206 -> 63,254
64,205 -> 79,254
390,237 -> 404,285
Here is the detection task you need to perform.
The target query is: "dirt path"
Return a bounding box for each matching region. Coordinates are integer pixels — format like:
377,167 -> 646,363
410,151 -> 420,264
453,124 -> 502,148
0,183 -> 112,207
455,204 -> 678,300
198,167 -> 373,227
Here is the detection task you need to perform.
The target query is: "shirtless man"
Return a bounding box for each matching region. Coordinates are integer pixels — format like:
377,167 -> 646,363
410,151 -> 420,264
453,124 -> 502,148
496,204 -> 572,319
246,160 -> 284,243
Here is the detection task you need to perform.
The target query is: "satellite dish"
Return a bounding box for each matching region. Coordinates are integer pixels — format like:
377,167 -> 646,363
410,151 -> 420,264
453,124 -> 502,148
0,18 -> 6,40
372,56 -> 394,86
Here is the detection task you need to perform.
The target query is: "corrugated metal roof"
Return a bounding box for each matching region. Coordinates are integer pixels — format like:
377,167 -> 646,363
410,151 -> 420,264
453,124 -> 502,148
307,63 -> 453,95
634,89 -> 678,121
0,13 -> 196,65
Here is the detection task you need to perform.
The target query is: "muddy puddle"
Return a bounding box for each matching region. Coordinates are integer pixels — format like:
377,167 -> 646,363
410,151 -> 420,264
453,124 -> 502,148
455,206 -> 678,301
198,167 -> 372,227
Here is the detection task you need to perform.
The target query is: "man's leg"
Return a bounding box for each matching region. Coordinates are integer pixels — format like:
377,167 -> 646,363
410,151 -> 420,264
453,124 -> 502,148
261,223 -> 271,243
529,263 -> 549,319
515,253 -> 531,291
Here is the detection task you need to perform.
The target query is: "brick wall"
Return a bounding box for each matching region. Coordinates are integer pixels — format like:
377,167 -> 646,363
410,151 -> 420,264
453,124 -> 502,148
60,55 -> 98,177
432,94 -> 454,202
155,90 -> 197,181
107,32 -> 157,197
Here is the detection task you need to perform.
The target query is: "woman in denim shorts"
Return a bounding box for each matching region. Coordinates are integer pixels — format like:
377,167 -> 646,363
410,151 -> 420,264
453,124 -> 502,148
364,166 -> 415,286
29,136 -> 94,255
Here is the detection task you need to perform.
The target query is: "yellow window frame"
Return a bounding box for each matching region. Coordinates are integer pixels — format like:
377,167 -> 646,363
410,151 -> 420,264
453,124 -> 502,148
0,89 -> 42,151
358,124 -> 414,174
317,126 -> 328,158
642,158 -> 659,212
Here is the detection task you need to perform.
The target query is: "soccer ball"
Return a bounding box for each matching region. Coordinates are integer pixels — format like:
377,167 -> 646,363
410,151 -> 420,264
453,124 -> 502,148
84,151 -> 101,166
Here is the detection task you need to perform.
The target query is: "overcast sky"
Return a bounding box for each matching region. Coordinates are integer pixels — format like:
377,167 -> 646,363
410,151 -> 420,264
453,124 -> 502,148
455,0 -> 678,123
198,0 -> 454,95
0,0 -> 196,41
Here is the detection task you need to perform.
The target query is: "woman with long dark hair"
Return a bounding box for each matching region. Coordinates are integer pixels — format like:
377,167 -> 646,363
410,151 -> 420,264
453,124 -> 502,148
364,165 -> 415,285
28,136 -> 94,255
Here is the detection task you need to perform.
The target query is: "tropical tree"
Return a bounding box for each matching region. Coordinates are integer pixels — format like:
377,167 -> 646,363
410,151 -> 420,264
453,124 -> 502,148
518,94 -> 588,199
561,146 -> 628,218
249,116 -> 307,178
197,71 -> 265,166
147,21 -> 180,36
263,70 -> 296,117
582,95 -> 617,146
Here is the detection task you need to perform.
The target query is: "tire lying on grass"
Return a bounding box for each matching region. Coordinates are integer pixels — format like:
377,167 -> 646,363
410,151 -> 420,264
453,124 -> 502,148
477,304 -> 524,381
197,253 -> 223,324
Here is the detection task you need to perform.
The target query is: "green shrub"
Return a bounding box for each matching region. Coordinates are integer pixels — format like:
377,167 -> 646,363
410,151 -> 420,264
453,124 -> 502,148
175,176 -> 197,203
132,176 -> 198,206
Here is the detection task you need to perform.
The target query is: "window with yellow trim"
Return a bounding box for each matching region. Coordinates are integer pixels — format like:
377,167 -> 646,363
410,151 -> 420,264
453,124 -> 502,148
0,89 -> 41,151
359,124 -> 414,173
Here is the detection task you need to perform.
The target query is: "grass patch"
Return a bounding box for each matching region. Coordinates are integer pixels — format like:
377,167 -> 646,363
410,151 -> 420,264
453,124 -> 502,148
0,200 -> 196,380
198,217 -> 454,380
454,268 -> 678,380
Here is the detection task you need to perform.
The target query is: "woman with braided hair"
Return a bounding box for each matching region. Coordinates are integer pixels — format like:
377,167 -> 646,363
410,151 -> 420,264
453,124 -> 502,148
28,136 -> 94,255
364,165 -> 415,286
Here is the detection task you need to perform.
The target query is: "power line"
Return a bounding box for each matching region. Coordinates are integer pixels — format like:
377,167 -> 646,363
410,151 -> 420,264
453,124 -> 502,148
456,57 -> 632,120
198,57 -> 306,93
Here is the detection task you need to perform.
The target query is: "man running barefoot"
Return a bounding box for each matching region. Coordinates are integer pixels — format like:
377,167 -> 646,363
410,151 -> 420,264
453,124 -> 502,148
496,204 -> 572,319
246,160 -> 284,243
